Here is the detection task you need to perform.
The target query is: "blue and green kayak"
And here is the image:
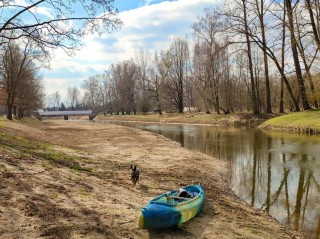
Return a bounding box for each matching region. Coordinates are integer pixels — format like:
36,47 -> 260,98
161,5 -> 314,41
138,184 -> 205,229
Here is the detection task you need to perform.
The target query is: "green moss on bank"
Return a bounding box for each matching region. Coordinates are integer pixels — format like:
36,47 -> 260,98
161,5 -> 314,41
0,124 -> 94,174
259,110 -> 320,134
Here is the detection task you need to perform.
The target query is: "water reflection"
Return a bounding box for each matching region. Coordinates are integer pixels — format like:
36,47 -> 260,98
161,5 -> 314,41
102,121 -> 320,238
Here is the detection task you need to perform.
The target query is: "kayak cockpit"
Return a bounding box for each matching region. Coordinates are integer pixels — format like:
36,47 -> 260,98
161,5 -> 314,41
150,188 -> 199,206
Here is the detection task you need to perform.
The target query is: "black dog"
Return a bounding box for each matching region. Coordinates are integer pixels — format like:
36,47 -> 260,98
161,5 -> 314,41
130,164 -> 140,186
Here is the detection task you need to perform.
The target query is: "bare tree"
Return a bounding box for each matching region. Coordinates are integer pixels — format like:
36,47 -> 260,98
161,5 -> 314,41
136,50 -> 170,115
134,50 -> 153,114
109,60 -> 138,114
109,64 -> 120,114
253,0 -> 272,113
66,86 -> 81,110
99,72 -> 112,115
305,0 -> 320,50
280,2 -> 287,113
163,37 -> 190,113
192,8 -> 231,114
222,0 -> 260,114
285,0 -> 311,110
233,51 -> 253,111
18,72 -> 44,117
0,41 -> 42,119
0,0 -> 122,54
82,76 -> 100,112
53,91 -> 61,110
242,0 -> 260,114
294,4 -> 319,108
226,0 -> 300,112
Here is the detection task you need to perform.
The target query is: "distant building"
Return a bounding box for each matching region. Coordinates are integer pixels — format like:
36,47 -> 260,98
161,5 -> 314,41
183,107 -> 199,113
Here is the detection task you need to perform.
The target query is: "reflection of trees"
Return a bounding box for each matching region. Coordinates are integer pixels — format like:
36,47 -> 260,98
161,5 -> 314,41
283,154 -> 291,225
179,129 -> 185,147
316,218 -> 320,238
294,155 -> 306,231
251,130 -> 264,207
263,138 -> 291,222
259,155 -> 291,209
302,171 -> 312,230
312,174 -> 320,192
254,136 -> 319,237
251,150 -> 257,207
311,177 -> 320,238
266,137 -> 272,212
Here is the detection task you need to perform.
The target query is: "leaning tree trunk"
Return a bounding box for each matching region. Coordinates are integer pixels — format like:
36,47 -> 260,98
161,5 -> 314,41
305,0 -> 320,50
242,0 -> 260,114
285,0 -> 311,110
259,0 -> 272,113
280,3 -> 286,113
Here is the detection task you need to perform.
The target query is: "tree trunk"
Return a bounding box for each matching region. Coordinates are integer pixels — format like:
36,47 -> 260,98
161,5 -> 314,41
6,93 -> 13,120
178,59 -> 184,113
280,3 -> 286,113
242,0 -> 260,114
294,6 -> 319,108
285,0 -> 311,110
306,71 -> 318,108
154,75 -> 163,115
305,0 -> 320,50
249,2 -> 299,112
280,77 -> 285,113
256,0 -> 272,113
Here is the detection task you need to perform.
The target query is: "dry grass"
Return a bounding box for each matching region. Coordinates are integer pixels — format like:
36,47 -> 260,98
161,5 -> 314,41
98,112 -> 273,126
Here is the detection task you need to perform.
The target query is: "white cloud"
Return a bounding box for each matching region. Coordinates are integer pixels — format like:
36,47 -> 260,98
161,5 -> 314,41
43,0 -> 220,99
12,0 -> 54,18
32,6 -> 53,19
143,0 -> 155,6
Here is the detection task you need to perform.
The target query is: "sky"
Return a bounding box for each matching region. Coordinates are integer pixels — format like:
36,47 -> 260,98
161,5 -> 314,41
42,0 -> 220,103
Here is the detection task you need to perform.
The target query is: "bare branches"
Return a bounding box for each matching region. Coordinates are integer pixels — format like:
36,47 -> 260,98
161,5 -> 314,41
0,0 -> 122,52
0,41 -> 45,119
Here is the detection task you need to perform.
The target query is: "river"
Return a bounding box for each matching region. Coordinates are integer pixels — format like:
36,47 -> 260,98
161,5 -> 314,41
100,120 -> 320,238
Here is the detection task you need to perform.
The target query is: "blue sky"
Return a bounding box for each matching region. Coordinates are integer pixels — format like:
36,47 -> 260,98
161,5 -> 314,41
114,0 -> 176,11
42,0 -> 219,103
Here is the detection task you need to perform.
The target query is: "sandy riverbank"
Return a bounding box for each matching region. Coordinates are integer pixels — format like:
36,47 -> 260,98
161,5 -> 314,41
0,119 -> 306,238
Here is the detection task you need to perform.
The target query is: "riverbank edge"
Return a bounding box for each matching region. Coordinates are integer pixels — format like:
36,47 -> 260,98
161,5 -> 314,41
99,110 -> 320,135
97,112 -> 276,127
259,109 -> 320,134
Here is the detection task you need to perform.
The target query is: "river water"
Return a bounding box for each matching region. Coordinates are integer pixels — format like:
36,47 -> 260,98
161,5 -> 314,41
101,121 -> 320,238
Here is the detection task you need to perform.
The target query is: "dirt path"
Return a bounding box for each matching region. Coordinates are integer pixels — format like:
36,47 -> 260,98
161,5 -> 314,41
0,120 -> 306,239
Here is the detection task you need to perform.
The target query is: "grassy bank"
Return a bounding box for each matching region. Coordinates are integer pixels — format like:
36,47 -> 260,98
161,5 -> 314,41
259,109 -> 320,134
98,112 -> 274,126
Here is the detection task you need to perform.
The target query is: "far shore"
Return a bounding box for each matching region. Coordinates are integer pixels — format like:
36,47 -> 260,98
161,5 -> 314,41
97,111 -> 276,127
97,110 -> 320,135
